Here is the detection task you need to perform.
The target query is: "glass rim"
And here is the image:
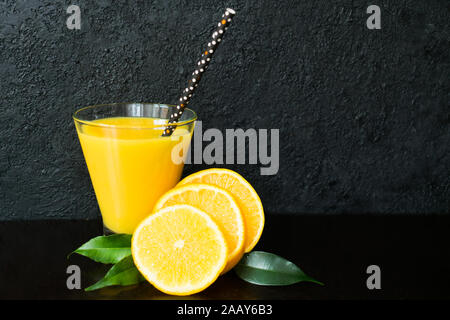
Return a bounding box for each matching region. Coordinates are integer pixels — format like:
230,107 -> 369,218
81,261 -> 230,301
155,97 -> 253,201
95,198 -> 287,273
73,102 -> 197,129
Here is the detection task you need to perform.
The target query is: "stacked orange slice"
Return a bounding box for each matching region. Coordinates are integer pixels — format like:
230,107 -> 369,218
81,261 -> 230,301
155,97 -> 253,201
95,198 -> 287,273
132,169 -> 265,295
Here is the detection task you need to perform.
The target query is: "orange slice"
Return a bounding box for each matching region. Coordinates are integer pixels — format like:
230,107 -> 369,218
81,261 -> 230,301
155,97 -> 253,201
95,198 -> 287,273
154,183 -> 245,273
177,169 -> 264,252
132,204 -> 227,295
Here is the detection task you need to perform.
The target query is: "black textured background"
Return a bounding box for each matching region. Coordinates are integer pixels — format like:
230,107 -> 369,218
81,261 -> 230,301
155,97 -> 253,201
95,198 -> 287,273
0,0 -> 448,219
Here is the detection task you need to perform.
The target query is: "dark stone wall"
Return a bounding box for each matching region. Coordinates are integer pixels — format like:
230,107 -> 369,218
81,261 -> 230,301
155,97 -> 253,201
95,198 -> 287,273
0,0 -> 448,219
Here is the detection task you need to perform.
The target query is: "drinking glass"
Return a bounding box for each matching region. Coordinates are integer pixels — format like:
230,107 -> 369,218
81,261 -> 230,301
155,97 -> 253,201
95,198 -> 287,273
73,103 -> 196,234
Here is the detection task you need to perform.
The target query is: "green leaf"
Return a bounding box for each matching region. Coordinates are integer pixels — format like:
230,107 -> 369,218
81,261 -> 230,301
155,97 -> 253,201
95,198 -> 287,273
70,234 -> 132,264
234,251 -> 323,286
85,255 -> 145,291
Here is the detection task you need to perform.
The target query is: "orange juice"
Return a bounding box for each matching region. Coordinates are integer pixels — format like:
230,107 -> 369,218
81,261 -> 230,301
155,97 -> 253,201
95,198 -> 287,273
76,117 -> 193,234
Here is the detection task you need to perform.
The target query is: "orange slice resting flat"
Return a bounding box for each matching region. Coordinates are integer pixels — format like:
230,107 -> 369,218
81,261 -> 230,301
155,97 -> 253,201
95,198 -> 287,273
132,204 -> 227,296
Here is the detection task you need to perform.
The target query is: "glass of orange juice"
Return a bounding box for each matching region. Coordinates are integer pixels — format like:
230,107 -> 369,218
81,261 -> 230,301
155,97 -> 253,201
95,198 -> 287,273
73,103 -> 196,234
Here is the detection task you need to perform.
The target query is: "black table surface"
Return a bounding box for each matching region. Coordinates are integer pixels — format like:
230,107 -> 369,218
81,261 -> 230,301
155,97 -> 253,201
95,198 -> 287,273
1,214 -> 449,300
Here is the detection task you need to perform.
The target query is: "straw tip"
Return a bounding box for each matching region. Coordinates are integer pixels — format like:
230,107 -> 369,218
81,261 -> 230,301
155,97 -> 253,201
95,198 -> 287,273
226,8 -> 236,15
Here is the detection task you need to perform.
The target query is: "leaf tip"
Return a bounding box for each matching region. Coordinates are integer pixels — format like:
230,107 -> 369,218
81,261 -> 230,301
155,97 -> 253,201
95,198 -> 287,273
84,283 -> 100,292
67,251 -> 75,260
308,278 -> 324,286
